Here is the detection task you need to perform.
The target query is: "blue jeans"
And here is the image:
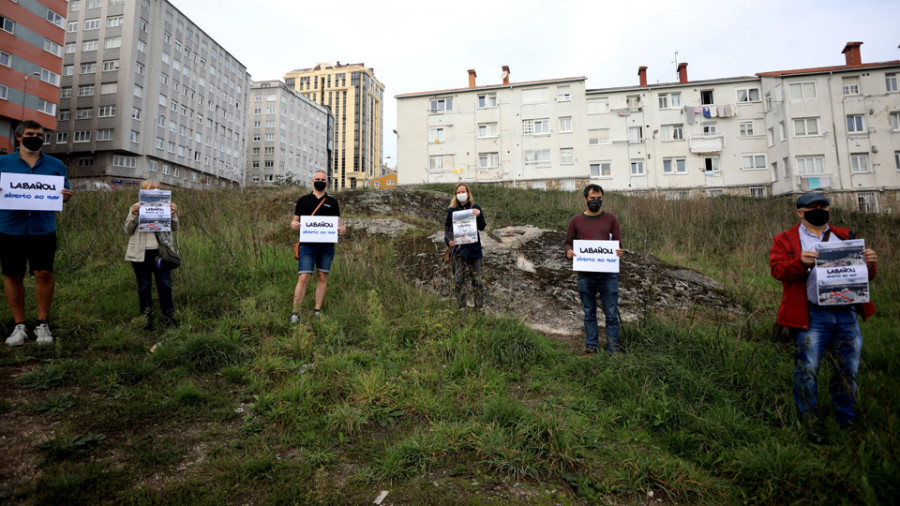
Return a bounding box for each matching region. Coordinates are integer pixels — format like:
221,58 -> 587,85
793,305 -> 862,425
577,273 -> 620,352
132,250 -> 174,316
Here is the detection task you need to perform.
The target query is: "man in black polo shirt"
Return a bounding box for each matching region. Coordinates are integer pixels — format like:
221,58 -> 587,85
289,170 -> 346,323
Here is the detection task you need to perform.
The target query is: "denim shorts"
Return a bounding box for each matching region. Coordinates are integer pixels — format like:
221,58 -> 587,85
297,243 -> 335,274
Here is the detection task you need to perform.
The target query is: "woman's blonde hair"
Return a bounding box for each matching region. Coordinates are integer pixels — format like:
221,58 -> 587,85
450,183 -> 472,208
139,179 -> 160,190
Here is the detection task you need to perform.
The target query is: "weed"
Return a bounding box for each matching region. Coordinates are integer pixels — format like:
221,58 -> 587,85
39,432 -> 108,460
32,393 -> 76,415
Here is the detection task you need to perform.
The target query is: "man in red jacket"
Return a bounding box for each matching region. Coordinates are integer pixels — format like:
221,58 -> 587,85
770,193 -> 877,428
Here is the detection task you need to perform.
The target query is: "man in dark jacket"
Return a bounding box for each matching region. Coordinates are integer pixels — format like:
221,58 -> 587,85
769,193 -> 877,427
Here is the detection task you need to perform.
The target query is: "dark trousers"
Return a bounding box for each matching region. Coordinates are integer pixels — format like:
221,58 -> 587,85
132,250 -> 174,316
452,256 -> 483,309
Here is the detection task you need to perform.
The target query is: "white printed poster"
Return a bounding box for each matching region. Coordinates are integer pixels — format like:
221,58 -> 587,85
452,209 -> 478,244
572,240 -> 620,273
814,239 -> 870,305
0,173 -> 65,211
300,215 -> 339,243
138,189 -> 172,232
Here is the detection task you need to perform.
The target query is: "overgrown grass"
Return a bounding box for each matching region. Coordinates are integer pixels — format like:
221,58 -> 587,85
0,185 -> 896,504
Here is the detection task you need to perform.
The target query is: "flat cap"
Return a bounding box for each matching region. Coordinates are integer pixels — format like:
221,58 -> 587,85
796,193 -> 830,208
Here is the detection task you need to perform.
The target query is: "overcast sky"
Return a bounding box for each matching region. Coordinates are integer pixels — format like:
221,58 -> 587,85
174,0 -> 899,164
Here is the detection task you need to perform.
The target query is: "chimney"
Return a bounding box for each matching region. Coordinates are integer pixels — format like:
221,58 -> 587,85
638,66 -> 648,87
842,41 -> 863,67
502,65 -> 510,85
467,69 -> 477,88
677,62 -> 688,84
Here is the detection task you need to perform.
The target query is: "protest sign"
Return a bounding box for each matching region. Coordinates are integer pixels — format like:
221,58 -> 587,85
452,209 -> 478,244
300,215 -> 339,243
0,173 -> 65,211
814,239 -> 870,305
139,190 -> 172,232
572,240 -> 620,273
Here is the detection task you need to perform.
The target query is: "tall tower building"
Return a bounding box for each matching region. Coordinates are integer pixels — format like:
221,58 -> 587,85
46,0 -> 250,189
246,80 -> 333,187
0,0 -> 66,152
284,62 -> 384,190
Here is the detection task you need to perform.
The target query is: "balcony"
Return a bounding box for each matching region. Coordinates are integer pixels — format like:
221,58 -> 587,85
799,174 -> 834,191
689,133 -> 725,154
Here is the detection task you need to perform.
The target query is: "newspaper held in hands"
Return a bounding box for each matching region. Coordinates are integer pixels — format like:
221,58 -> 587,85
139,190 -> 172,232
452,209 -> 478,245
814,239 -> 869,305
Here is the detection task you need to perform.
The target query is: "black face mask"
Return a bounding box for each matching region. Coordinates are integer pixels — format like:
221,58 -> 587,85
313,181 -> 327,191
587,198 -> 603,212
803,208 -> 829,227
21,136 -> 44,152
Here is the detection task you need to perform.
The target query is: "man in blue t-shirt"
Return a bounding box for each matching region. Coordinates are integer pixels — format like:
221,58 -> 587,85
0,120 -> 73,346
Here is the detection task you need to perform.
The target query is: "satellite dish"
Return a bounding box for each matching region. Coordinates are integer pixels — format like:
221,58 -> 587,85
500,70 -> 508,80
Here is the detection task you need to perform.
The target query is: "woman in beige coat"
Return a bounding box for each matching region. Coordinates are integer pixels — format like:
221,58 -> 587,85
124,180 -> 178,329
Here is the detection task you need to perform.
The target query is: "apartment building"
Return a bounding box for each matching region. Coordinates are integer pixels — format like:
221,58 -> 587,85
246,80 -> 333,187
284,62 -> 384,190
396,43 -> 900,213
45,0 -> 250,189
0,0 -> 66,151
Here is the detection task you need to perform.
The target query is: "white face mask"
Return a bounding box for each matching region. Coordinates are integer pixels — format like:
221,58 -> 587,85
456,192 -> 468,203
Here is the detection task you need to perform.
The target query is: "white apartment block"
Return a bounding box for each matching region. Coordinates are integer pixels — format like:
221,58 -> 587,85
47,0 -> 250,189
397,43 -> 900,213
246,80 -> 333,187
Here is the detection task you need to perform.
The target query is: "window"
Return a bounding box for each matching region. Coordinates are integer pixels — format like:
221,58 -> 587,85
702,122 -> 717,136
43,39 -> 62,57
842,77 -> 860,95
586,97 -> 609,114
857,192 -> 877,213
73,131 -> 91,143
78,85 -> 95,97
132,107 -> 141,120
886,73 -> 898,93
793,117 -> 819,136
58,110 -> 69,120
60,87 -> 72,98
778,121 -> 786,141
155,137 -> 163,149
56,132 -> 68,143
1,15 -> 14,34
102,60 -> 119,71
630,160 -> 645,175
64,42 -> 76,54
557,86 -> 571,102
80,62 -> 97,74
429,156 -> 444,171
560,179 -> 575,192
626,95 -> 641,110
102,83 -> 119,94
558,117 -> 573,133
162,164 -> 170,175
765,93 -> 772,112
162,52 -> 170,64
742,154 -> 767,170
700,90 -> 714,105
531,181 -> 546,191
67,21 -> 78,32
84,18 -> 100,30
658,92 -> 681,109
167,141 -> 175,153
107,16 -> 124,28
524,149 -> 551,166
850,153 -> 869,173
750,187 -> 767,198
891,111 -> 900,130
83,39 -> 99,51
736,87 -> 760,102
86,0 -> 101,7
46,9 -> 64,27
430,97 -> 452,112
739,120 -> 755,137
663,158 -> 686,174
137,40 -> 145,52
40,69 -> 60,86
164,31 -> 171,43
788,81 -> 817,100
477,123 -> 497,138
522,88 -> 548,103
97,129 -> 113,141
63,64 -> 73,76
560,148 -> 574,165
588,128 -> 609,145
478,152 -> 499,169
105,37 -> 122,49
265,133 -> 275,141
590,161 -> 611,178
846,114 -> 865,134
522,119 -> 549,135
895,151 -> 900,171
708,189 -> 725,197
661,124 -> 683,141
628,126 -> 643,142
37,99 -> 55,115
796,156 -> 825,175
98,105 -> 115,117
130,130 -> 139,143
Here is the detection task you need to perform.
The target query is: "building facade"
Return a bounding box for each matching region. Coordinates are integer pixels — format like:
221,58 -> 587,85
45,0 -> 250,189
284,62 -> 384,190
246,80 -> 332,187
0,0 -> 66,151
397,44 -> 900,213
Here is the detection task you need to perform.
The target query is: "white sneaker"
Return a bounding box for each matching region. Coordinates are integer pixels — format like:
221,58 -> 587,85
5,324 -> 28,347
34,324 -> 54,346
289,314 -> 300,324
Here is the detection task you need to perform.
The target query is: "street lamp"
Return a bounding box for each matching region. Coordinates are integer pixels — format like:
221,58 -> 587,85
21,71 -> 41,123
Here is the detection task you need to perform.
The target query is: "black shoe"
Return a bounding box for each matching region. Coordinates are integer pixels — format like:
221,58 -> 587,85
163,312 -> 178,329
142,310 -> 154,331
